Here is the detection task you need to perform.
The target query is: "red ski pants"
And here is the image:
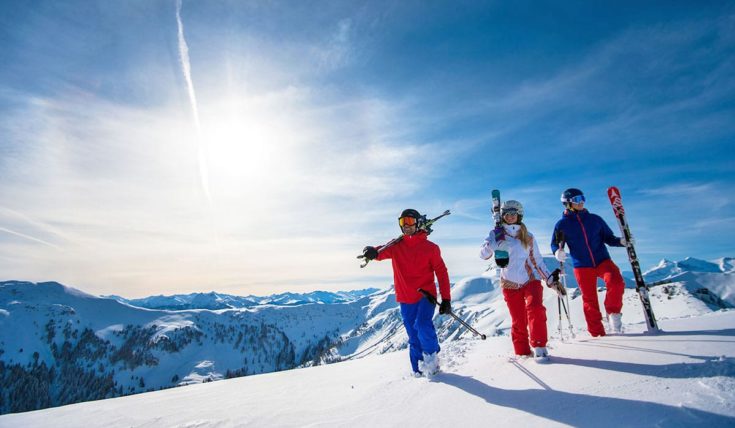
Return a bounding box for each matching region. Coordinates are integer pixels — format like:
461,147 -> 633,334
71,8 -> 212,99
502,280 -> 547,356
573,258 -> 625,337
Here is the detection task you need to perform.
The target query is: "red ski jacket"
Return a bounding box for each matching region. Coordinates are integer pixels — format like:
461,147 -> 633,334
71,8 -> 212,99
376,231 -> 451,304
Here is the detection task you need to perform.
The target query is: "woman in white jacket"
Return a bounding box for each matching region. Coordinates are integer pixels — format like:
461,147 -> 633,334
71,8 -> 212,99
480,200 -> 558,361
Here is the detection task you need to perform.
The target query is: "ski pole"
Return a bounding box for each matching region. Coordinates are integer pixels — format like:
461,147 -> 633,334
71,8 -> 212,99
357,210 -> 451,268
417,289 -> 487,340
555,231 -> 576,339
557,295 -> 564,340
559,292 -> 575,339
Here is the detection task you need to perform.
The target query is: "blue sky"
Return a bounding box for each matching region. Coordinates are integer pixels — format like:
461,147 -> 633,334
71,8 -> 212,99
1,1 -> 733,297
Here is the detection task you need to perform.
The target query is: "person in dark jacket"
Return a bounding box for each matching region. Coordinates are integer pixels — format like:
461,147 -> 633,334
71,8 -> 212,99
551,188 -> 630,336
362,208 -> 451,377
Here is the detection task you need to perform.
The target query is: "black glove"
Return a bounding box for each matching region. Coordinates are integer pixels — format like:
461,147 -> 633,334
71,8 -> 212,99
547,269 -> 566,295
362,246 -> 378,260
548,268 -> 560,283
439,299 -> 452,315
549,281 -> 566,296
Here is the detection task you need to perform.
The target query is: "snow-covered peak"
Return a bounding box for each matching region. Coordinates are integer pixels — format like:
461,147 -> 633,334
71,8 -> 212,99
644,256 -> 733,282
1,280 -> 100,303
452,276 -> 500,305
677,257 -> 723,273
641,257 -> 735,307
717,257 -> 735,273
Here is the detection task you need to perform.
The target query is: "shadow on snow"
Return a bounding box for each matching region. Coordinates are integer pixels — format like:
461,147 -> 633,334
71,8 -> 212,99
438,372 -> 735,427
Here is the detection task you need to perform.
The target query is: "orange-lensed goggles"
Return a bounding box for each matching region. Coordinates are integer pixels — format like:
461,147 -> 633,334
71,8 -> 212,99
398,216 -> 418,227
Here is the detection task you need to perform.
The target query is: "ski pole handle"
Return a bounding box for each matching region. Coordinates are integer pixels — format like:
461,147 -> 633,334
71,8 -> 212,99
555,230 -> 566,251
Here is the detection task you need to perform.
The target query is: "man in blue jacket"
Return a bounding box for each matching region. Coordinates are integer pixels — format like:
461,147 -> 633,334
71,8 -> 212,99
551,188 -> 629,336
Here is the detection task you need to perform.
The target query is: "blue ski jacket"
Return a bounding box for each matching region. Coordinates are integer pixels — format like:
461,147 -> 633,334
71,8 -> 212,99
551,209 -> 624,268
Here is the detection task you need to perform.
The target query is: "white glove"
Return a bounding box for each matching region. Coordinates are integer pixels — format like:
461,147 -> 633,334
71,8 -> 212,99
620,236 -> 635,247
554,249 -> 566,262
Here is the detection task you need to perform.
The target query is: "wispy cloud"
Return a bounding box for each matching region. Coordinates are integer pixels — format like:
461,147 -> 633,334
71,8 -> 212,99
463,13 -> 735,155
0,227 -> 61,249
638,183 -> 713,197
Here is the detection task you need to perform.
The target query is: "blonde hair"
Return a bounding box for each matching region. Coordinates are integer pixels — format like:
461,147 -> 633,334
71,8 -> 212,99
517,222 -> 532,249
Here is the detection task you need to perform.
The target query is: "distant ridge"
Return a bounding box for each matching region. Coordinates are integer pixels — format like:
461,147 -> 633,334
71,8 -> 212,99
106,288 -> 381,310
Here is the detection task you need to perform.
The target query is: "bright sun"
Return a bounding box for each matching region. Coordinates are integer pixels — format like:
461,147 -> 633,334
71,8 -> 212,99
200,99 -> 285,190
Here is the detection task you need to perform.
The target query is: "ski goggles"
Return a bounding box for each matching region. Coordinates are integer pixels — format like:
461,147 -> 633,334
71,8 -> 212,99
502,209 -> 519,216
568,195 -> 586,204
398,216 -> 418,227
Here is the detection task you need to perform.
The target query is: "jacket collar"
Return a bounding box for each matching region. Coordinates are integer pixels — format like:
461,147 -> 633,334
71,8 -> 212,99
564,208 -> 588,217
403,230 -> 428,246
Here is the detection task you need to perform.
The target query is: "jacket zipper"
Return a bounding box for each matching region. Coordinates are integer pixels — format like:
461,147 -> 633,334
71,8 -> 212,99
575,213 -> 597,266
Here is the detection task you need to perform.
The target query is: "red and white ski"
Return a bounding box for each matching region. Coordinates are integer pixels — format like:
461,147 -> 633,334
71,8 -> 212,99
607,186 -> 660,332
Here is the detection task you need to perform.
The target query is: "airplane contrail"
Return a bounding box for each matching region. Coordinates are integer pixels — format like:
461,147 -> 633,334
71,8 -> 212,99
0,227 -> 61,250
176,0 -> 212,205
0,206 -> 71,242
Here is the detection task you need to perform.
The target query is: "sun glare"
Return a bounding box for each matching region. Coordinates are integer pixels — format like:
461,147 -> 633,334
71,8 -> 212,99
200,100 -> 288,191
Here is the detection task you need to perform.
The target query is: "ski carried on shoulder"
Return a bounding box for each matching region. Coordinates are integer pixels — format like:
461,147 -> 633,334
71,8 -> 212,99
607,186 -> 660,332
357,210 -> 451,268
491,189 -> 509,268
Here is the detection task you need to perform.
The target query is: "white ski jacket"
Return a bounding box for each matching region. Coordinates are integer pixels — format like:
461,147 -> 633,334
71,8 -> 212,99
480,224 -> 552,287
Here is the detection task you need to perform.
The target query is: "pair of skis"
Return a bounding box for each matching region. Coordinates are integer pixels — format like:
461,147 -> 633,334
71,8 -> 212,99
356,210 -> 451,268
607,186 -> 660,332
491,190 -> 510,268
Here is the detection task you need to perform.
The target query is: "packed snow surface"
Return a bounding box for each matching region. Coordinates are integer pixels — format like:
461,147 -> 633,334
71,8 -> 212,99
2,311 -> 734,428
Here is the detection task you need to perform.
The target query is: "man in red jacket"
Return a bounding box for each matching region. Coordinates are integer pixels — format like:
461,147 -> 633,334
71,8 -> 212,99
362,209 -> 452,377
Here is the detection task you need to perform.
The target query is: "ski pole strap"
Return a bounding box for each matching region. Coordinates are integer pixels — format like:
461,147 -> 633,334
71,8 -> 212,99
524,236 -> 547,282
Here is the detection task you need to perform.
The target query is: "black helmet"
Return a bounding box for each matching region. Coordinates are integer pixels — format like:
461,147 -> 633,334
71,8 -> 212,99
398,208 -> 424,230
400,208 -> 421,219
561,188 -> 585,206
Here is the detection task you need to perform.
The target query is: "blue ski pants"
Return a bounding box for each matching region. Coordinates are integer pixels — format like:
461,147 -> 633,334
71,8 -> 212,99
400,297 -> 440,373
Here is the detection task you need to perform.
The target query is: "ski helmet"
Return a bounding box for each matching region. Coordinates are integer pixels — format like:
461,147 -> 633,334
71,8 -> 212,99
501,200 -> 524,222
400,208 -> 420,219
398,208 -> 422,228
560,188 -> 585,206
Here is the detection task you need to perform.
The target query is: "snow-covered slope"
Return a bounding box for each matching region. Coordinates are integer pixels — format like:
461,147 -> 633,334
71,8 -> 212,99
1,256 -> 733,416
0,281 -> 388,414
2,311 -> 734,427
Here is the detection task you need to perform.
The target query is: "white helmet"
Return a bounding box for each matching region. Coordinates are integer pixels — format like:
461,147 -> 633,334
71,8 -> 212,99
501,200 -> 524,221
